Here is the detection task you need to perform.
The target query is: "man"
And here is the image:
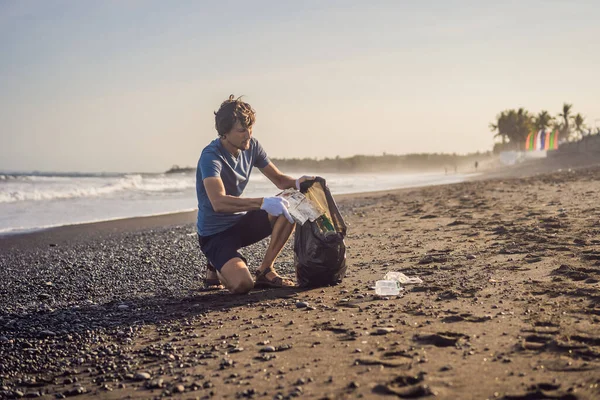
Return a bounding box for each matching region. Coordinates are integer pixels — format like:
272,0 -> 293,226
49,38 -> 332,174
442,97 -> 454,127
196,95 -> 312,294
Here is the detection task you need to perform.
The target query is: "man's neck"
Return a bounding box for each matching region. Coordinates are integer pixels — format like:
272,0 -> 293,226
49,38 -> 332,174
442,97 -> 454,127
220,138 -> 240,158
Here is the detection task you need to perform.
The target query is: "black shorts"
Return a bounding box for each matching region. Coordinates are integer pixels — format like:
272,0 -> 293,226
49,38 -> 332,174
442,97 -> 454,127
198,210 -> 273,271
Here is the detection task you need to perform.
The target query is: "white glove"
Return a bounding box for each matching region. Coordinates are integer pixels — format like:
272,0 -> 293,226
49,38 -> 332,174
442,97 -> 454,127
295,175 -> 315,191
261,197 -> 294,223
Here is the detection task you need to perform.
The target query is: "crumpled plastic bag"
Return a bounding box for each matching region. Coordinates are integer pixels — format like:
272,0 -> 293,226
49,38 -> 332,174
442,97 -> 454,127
384,271 -> 423,284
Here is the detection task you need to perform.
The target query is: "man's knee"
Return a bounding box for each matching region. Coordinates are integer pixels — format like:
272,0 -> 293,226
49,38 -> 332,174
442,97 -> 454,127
220,258 -> 254,294
278,214 -> 294,225
230,278 -> 254,294
268,214 -> 294,227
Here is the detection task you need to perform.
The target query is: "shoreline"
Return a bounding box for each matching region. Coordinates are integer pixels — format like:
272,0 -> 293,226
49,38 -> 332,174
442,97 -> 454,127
0,176 -> 476,247
0,208 -> 197,236
3,151 -> 598,248
0,210 -> 198,251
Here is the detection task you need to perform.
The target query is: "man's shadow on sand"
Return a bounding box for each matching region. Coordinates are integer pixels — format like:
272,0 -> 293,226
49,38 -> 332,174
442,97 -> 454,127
0,286 -> 315,340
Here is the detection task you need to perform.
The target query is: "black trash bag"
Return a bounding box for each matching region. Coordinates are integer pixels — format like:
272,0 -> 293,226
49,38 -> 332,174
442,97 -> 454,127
294,177 -> 347,288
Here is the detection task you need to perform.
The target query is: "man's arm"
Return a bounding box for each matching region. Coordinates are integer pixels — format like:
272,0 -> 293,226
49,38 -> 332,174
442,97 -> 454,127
260,162 -> 315,191
260,162 -> 297,190
203,177 -> 263,213
204,176 -> 293,221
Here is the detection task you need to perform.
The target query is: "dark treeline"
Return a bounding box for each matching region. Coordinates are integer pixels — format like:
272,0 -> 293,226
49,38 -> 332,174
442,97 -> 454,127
166,152 -> 490,174
271,152 -> 490,173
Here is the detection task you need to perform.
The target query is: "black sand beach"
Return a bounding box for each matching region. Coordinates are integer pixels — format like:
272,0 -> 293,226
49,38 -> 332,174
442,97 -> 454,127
1,159 -> 600,399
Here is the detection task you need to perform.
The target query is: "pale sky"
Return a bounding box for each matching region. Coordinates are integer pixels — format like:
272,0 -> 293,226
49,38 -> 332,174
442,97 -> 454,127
1,0 -> 598,173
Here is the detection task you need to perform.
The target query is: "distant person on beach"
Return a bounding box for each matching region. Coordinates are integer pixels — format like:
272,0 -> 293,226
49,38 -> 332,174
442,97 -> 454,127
196,95 -> 313,294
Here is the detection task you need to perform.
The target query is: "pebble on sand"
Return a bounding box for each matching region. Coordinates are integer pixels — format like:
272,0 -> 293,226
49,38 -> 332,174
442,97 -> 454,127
134,372 -> 151,381
174,384 -> 185,393
146,378 -> 164,389
372,327 -> 395,335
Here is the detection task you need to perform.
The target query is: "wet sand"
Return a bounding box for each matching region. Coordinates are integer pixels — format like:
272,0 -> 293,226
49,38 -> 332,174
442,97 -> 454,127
1,160 -> 600,399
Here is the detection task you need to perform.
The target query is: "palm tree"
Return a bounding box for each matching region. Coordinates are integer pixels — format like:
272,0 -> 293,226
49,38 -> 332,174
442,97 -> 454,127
489,121 -> 507,144
490,111 -> 509,147
558,103 -> 572,138
490,108 -> 533,150
533,110 -> 553,131
571,113 -> 586,139
514,108 -> 533,144
551,119 -> 564,133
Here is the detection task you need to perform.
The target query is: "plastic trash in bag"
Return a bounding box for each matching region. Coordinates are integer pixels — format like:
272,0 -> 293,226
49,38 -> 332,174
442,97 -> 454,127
294,177 -> 347,287
276,189 -> 322,225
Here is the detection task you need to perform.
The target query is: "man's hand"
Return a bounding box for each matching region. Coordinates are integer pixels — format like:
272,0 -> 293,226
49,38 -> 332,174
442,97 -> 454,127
261,197 -> 294,223
295,175 -> 316,191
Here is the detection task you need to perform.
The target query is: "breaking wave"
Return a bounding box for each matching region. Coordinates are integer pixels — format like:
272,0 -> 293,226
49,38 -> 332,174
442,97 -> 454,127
0,174 -> 195,203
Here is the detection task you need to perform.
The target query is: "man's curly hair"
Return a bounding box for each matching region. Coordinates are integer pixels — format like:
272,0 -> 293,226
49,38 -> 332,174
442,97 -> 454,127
214,95 -> 256,137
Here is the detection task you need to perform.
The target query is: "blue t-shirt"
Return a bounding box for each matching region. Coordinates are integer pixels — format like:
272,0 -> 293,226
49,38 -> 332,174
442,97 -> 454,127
196,137 -> 270,236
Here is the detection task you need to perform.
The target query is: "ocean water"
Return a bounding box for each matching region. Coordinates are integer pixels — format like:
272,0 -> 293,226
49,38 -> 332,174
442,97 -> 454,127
0,170 -> 472,235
